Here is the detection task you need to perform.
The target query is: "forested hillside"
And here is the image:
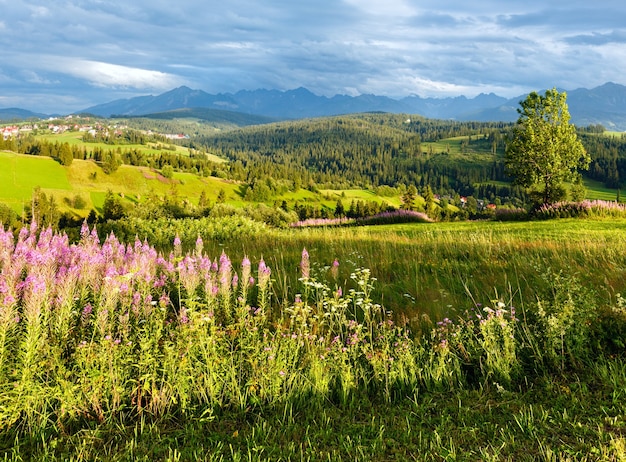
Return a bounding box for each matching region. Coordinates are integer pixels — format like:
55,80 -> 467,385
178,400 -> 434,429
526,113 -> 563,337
195,114 -> 518,199
580,130 -> 626,188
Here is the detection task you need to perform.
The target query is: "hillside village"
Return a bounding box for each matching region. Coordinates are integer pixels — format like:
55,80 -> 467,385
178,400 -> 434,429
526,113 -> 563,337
0,116 -> 187,141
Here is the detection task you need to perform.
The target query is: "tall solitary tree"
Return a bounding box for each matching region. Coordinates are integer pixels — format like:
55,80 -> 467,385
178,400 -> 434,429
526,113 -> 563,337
505,88 -> 590,205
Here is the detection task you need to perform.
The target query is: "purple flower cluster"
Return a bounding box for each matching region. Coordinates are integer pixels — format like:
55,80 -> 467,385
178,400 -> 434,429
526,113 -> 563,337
290,210 -> 433,228
536,199 -> 626,219
0,223 -> 272,335
290,217 -> 355,228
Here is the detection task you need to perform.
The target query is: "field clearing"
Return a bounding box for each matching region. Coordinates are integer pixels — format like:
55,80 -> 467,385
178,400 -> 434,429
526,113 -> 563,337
37,131 -> 229,163
0,151 -> 72,212
420,134 -> 500,159
319,189 -> 404,208
583,177 -> 621,201
0,153 -> 241,215
37,131 -> 188,155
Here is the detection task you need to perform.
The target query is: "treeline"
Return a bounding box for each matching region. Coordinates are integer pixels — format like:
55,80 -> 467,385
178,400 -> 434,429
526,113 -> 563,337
0,134 -> 228,177
81,128 -> 166,145
580,132 -> 626,188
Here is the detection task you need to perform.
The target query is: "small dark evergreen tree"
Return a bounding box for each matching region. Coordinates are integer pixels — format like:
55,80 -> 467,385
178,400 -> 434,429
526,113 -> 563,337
58,143 -> 73,166
423,185 -> 435,216
401,185 -> 418,210
102,190 -> 125,220
334,200 -> 345,217
101,151 -> 122,174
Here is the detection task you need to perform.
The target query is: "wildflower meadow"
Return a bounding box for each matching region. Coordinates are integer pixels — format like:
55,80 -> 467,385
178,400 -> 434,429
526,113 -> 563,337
1,221 -> 625,460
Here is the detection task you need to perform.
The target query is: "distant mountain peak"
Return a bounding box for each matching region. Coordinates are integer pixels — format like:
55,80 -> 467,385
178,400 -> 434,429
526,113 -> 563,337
71,82 -> 626,130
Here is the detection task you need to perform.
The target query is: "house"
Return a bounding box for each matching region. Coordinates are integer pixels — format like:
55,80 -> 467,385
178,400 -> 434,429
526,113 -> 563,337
1,125 -> 19,140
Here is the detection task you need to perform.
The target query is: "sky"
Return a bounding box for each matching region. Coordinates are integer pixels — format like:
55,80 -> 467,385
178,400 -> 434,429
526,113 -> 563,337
1,0 -> 626,114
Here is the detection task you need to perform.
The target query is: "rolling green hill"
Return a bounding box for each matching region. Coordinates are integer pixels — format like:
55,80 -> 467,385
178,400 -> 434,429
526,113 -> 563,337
0,152 -> 240,215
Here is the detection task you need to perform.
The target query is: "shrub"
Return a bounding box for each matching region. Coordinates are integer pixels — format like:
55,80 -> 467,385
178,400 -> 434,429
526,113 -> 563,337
522,270 -> 597,371
161,164 -> 174,179
494,207 -> 528,221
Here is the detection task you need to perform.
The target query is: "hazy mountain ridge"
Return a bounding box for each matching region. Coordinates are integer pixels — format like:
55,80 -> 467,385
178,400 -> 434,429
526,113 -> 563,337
80,83 -> 626,130
3,83 -> 626,130
461,83 -> 626,129
80,86 -> 511,121
0,107 -> 49,121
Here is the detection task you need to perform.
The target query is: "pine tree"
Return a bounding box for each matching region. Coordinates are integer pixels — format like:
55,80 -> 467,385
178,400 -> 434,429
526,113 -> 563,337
401,185 -> 417,210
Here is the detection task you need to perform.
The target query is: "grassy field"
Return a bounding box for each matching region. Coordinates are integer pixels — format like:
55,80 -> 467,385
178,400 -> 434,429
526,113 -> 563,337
1,218 -> 625,460
183,218 -> 626,325
0,151 -> 72,212
2,132 -> 623,218
318,189 -> 404,208
0,152 -> 241,215
420,135 -> 500,164
37,131 -> 228,164
38,131 -> 189,156
584,177 -> 622,201
2,126 -> 626,459
0,152 -> 407,217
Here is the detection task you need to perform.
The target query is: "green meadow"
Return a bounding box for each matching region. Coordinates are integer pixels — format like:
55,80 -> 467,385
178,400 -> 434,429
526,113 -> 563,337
584,178 -> 622,201
420,134 -> 499,163
0,152 -> 240,215
318,189 -> 404,208
0,152 -> 409,217
1,148 -> 626,461
0,151 -> 72,212
1,148 -> 623,222
2,118 -> 626,460
179,217 -> 626,323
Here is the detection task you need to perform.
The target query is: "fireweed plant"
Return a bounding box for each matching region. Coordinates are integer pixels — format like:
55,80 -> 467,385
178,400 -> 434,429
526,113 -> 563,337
0,222 -> 621,440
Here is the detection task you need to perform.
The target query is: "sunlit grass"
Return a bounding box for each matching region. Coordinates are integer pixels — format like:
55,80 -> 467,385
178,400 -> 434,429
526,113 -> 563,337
1,219 -> 625,460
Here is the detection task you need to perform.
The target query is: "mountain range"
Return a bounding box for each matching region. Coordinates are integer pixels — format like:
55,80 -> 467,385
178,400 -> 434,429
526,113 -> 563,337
3,82 -> 626,130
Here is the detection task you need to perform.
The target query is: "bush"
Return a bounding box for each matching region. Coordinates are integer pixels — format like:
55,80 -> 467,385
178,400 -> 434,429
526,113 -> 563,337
101,151 -> 122,174
494,207 -> 528,221
161,164 -> 174,179
0,204 -> 19,228
72,194 -> 87,210
243,204 -> 299,228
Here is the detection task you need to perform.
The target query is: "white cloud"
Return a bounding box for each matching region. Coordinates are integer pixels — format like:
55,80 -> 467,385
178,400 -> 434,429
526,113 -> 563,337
55,59 -> 185,90
22,70 -> 58,85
